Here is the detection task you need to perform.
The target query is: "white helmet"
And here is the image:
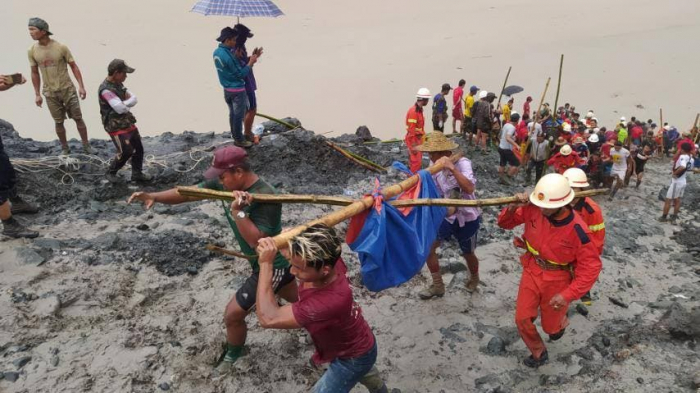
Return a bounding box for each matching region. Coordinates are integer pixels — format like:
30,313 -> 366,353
479,91 -> 489,99
588,134 -> 599,143
560,144 -> 572,156
563,167 -> 590,188
562,123 -> 572,132
620,116 -> 626,123
586,111 -> 594,118
416,88 -> 431,99
529,173 -> 575,209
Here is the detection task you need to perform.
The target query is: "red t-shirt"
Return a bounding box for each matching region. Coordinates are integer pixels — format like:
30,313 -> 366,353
631,126 -> 643,140
601,143 -> 612,158
292,259 -> 375,365
523,101 -> 531,115
453,86 -> 464,106
516,121 -> 529,142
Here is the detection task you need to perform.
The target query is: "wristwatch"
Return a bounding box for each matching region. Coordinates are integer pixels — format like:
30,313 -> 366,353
233,210 -> 247,220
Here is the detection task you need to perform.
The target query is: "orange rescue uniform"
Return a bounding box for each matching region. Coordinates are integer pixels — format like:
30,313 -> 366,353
547,151 -> 582,174
497,204 -> 602,359
572,197 -> 605,255
405,104 -> 425,173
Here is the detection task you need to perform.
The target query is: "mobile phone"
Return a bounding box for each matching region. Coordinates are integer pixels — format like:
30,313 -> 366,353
11,74 -> 22,84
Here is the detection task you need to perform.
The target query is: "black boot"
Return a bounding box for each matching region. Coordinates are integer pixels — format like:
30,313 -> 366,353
548,328 -> 566,341
131,171 -> 152,182
2,217 -> 39,239
9,196 -> 39,215
523,350 -> 549,368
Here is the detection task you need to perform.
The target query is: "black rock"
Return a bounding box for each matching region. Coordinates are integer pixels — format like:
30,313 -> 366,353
636,377 -> 644,384
136,224 -> 150,231
4,371 -> 19,382
608,296 -> 629,308
12,356 -> 32,369
485,336 -> 506,355
355,126 -> 373,142
186,266 -> 198,275
602,337 -> 611,347
576,303 -> 589,316
158,382 -> 171,391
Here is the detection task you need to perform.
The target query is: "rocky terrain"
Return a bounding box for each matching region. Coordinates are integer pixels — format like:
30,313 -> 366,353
1,118 -> 699,393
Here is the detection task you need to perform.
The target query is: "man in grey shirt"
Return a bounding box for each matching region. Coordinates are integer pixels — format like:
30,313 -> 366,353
498,113 -> 521,185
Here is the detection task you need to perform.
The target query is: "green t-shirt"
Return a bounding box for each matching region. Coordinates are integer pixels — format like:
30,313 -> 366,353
618,128 -> 628,143
198,178 -> 289,271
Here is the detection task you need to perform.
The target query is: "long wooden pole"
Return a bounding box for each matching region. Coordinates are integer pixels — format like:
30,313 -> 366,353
659,108 -> 664,154
531,77 -> 552,133
391,189 -> 608,208
553,54 -> 564,117
693,113 -> 700,143
270,154 -> 462,248
496,66 -> 512,109
177,186 -> 355,206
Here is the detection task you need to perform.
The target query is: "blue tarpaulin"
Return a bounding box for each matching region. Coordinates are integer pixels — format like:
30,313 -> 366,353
347,169 -> 446,292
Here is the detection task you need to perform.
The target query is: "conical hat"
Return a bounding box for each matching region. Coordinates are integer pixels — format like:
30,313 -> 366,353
415,132 -> 459,152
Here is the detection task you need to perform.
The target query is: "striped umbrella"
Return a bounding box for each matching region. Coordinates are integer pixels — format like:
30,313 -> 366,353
191,0 -> 284,19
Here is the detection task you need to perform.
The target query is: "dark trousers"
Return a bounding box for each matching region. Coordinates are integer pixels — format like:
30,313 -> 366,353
527,160 -> 545,182
224,90 -> 248,142
0,134 -> 18,205
108,129 -> 144,174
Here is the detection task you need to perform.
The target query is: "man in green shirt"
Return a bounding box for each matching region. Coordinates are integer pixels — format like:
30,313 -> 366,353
128,146 -> 297,365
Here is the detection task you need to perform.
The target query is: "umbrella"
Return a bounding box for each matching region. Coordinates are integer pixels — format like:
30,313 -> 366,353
191,0 -> 284,19
502,85 -> 524,97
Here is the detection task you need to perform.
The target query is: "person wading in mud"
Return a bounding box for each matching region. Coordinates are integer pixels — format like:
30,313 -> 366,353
497,174 -> 602,368
99,59 -> 151,183
255,225 -> 389,393
0,72 -> 40,238
415,133 -> 482,299
563,168 -> 605,306
659,142 -> 694,222
127,146 -> 297,367
405,88 -> 430,173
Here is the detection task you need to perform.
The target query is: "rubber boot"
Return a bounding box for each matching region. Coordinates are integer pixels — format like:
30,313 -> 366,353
9,196 -> 38,215
2,217 -> 39,239
131,171 -> 152,182
465,258 -> 479,293
418,272 -> 445,299
523,350 -> 549,368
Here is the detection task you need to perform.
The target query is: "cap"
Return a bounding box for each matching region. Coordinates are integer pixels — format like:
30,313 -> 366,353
485,92 -> 497,101
216,27 -> 236,42
233,23 -> 254,38
204,146 -> 249,179
441,83 -> 452,91
107,59 -> 135,75
470,85 -> 479,92
28,17 -> 52,35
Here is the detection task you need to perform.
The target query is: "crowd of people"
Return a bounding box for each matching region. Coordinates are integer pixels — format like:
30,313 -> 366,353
0,16 -> 698,393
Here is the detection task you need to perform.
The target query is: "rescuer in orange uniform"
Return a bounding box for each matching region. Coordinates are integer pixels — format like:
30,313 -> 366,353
547,144 -> 582,174
564,167 -> 605,306
497,173 -> 602,368
405,88 -> 431,173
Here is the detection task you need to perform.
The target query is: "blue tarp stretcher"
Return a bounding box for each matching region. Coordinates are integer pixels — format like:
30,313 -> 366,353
346,166 -> 446,292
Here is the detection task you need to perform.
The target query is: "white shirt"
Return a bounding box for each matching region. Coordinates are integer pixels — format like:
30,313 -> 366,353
673,154 -> 693,183
499,123 -> 516,150
611,148 -> 630,172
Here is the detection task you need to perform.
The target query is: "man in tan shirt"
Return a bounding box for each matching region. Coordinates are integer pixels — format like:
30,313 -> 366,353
28,17 -> 91,155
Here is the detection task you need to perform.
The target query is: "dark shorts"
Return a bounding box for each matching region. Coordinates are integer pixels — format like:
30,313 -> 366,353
235,266 -> 295,311
437,217 -> 481,255
0,135 -> 17,205
246,87 -> 257,110
498,148 -> 520,167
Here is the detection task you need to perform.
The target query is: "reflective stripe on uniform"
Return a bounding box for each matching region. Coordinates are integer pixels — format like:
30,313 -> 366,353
407,119 -> 418,124
589,222 -> 605,232
525,239 -> 569,266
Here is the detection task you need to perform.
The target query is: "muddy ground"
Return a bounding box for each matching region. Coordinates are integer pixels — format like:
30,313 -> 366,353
1,119 -> 699,393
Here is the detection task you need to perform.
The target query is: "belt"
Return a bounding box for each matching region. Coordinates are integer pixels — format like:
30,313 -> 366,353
524,239 -> 572,272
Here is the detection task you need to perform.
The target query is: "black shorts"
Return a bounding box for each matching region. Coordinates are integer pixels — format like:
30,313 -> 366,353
235,266 -> 296,311
0,135 -> 17,205
498,148 -> 520,167
462,117 -> 476,134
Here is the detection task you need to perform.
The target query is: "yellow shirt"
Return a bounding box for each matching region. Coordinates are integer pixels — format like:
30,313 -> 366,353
28,39 -> 76,96
464,94 -> 475,117
502,104 -> 511,123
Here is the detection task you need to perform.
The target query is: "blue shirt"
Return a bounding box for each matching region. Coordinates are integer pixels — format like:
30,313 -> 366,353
213,44 -> 250,90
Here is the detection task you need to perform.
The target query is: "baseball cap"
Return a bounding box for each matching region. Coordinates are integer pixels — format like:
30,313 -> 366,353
107,59 -> 135,75
216,27 -> 236,42
470,85 -> 479,92
28,17 -> 52,35
204,146 -> 249,179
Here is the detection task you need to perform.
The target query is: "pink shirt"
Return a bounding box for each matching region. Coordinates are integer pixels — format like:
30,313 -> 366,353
432,157 -> 480,226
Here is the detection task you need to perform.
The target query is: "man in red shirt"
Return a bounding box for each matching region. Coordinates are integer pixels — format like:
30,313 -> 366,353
256,225 -> 388,393
523,96 -> 532,118
405,88 -> 430,173
498,174 -> 602,368
451,79 -> 465,134
630,121 -> 644,146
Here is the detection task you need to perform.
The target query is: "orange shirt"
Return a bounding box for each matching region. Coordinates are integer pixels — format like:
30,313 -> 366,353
573,197 -> 605,255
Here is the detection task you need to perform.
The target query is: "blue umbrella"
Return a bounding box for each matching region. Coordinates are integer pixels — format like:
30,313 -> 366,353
191,0 -> 284,19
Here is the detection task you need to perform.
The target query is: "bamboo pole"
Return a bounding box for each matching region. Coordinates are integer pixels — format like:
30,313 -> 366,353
531,77 -> 552,134
255,113 -> 298,130
496,66 -> 512,110
206,244 -> 255,259
391,189 -> 609,208
177,186 -> 355,206
270,154 -> 463,248
693,113 -> 699,143
659,108 -> 664,154
553,54 -> 564,117
325,141 -> 386,172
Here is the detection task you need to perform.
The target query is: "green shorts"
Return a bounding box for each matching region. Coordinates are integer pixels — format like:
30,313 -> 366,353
45,87 -> 82,123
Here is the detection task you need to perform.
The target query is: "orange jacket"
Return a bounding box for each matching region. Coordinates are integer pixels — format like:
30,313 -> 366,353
572,197 -> 605,255
405,104 -> 425,145
497,204 -> 602,302
547,151 -> 582,174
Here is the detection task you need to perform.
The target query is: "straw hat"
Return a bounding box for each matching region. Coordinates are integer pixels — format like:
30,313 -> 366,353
416,132 -> 459,152
555,136 -> 567,146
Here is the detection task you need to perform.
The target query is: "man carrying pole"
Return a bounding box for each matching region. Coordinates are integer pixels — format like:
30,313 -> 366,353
497,174 -> 602,367
127,146 -> 297,367
414,133 -> 482,299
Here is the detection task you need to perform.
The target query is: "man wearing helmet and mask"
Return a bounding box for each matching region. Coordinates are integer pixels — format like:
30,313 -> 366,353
405,88 -> 430,172
497,174 -> 602,368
